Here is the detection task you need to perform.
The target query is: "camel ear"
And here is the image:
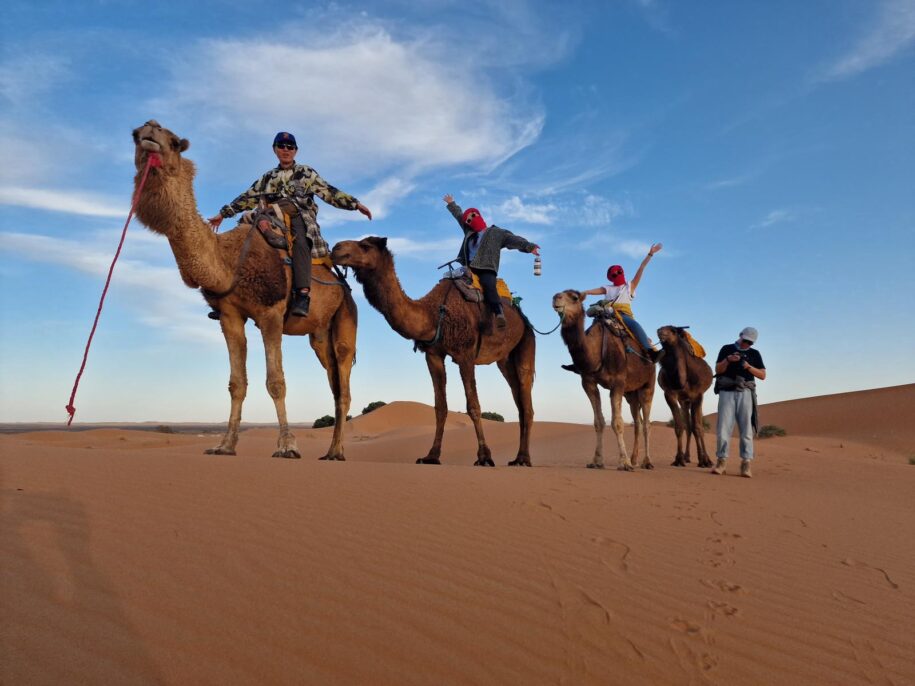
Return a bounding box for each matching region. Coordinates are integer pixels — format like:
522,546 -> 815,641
175,138 -> 190,152
364,236 -> 388,250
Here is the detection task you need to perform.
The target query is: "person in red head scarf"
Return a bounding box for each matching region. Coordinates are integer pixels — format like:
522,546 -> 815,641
562,243 -> 663,371
443,194 -> 540,332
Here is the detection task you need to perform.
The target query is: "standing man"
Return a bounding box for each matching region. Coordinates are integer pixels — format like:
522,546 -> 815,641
442,194 -> 540,332
712,327 -> 766,477
208,132 -> 372,317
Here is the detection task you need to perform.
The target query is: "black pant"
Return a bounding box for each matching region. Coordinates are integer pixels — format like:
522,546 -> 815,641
470,268 -> 502,315
289,212 -> 313,292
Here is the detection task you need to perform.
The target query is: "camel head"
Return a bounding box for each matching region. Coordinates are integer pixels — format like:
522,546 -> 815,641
132,120 -> 190,175
657,325 -> 687,348
552,290 -> 585,324
330,237 -> 392,279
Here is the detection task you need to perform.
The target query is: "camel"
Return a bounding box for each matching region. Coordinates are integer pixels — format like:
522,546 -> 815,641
656,326 -> 714,468
330,237 -> 535,466
552,290 -> 655,470
131,120 -> 357,460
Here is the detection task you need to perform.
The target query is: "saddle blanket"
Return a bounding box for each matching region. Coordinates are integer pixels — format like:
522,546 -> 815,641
467,272 -> 512,299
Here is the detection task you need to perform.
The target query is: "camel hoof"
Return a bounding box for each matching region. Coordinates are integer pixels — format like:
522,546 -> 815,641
416,457 -> 441,465
474,458 -> 495,467
617,464 -> 634,472
671,458 -> 686,467
642,462 -> 655,470
697,458 -> 713,468
318,455 -> 345,461
205,447 -> 236,455
507,458 -> 531,467
586,463 -> 605,470
272,449 -> 302,459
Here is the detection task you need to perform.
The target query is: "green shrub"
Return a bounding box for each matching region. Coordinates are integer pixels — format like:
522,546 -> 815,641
481,411 -> 505,422
908,456 -> 915,465
362,401 -> 387,415
758,424 -> 787,438
312,415 -> 352,428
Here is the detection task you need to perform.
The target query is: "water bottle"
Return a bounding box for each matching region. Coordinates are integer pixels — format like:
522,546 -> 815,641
533,254 -> 542,276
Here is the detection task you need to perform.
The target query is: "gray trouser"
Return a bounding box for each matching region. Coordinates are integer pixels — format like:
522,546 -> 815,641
716,389 -> 754,460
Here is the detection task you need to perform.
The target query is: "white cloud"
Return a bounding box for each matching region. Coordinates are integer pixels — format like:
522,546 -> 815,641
752,209 -> 795,229
0,186 -> 128,217
0,54 -> 70,106
320,177 -> 416,228
3,231 -> 221,345
156,25 -> 544,179
821,0 -> 915,80
496,195 -> 557,224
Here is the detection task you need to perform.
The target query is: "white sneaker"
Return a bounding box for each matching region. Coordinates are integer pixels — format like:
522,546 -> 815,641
711,459 -> 727,475
740,460 -> 752,478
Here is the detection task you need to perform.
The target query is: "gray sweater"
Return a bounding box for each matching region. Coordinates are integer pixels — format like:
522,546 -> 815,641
447,202 -> 537,273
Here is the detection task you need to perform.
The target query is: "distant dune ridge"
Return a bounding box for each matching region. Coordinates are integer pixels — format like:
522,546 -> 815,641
2,385 -> 913,685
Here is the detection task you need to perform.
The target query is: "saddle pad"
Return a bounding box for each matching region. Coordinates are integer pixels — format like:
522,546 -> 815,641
683,331 -> 706,358
468,272 -> 512,299
312,255 -> 333,268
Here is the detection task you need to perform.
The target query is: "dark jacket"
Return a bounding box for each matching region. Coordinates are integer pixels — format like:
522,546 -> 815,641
447,201 -> 537,273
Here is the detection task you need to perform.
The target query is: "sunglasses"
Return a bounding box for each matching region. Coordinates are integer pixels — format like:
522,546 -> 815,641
740,339 -> 754,346
275,143 -> 297,151
464,211 -> 478,224
610,270 -> 622,277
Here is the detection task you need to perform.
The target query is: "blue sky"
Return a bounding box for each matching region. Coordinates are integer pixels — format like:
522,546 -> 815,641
1,0 -> 913,424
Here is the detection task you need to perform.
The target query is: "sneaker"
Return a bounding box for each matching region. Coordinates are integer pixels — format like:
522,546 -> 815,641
740,460 -> 752,478
495,313 -> 507,330
207,309 -> 221,320
561,363 -> 580,374
290,292 -> 310,317
710,458 -> 727,475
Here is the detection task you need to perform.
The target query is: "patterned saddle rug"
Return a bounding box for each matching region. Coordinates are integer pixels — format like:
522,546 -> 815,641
444,270 -> 513,304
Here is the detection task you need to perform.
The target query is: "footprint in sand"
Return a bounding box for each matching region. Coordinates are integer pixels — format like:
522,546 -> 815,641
706,600 -> 740,617
591,536 -> 631,574
700,578 -> 748,594
841,558 -> 899,590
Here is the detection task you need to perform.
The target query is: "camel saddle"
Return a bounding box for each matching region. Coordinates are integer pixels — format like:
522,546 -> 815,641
444,270 -> 513,305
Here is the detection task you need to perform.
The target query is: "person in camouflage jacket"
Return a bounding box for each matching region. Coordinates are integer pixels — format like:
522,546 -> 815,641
443,194 -> 540,331
208,131 -> 372,317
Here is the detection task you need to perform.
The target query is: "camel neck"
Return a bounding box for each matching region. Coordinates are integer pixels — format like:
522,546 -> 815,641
562,317 -> 612,373
135,160 -> 234,292
358,255 -> 437,342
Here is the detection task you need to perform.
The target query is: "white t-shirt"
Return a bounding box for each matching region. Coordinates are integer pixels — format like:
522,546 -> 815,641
603,283 -> 634,305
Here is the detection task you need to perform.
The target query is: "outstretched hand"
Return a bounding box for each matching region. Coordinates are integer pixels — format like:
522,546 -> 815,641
649,242 -> 663,255
532,245 -> 541,256
443,194 -> 454,204
357,203 -> 373,220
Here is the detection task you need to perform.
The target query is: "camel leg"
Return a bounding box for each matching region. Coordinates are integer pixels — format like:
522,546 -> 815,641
417,353 -> 448,465
207,313 -> 248,455
640,384 -> 654,469
499,329 -> 535,467
259,312 -> 300,459
308,328 -> 343,461
626,393 -> 643,468
323,301 -> 357,461
691,399 -> 713,468
611,389 -> 632,471
666,393 -> 688,466
457,361 -> 494,467
582,377 -> 606,468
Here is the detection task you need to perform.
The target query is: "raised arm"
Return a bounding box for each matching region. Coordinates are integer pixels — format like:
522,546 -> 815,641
443,194 -> 467,230
629,242 -> 662,294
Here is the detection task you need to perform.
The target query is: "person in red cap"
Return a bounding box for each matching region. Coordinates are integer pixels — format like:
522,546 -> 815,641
562,243 -> 663,371
443,194 -> 540,332
208,131 -> 372,318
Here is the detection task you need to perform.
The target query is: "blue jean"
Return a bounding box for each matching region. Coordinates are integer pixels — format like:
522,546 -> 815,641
716,390 -> 754,460
620,314 -> 652,350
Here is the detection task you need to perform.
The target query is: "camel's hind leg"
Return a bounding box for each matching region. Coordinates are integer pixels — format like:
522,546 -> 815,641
417,353 -> 447,465
308,304 -> 354,461
610,389 -> 633,471
498,328 -> 536,467
457,360 -> 493,467
666,392 -> 688,466
207,313 -> 248,456
260,311 -> 300,458
581,378 -> 606,468
691,398 -> 713,468
626,392 -> 653,469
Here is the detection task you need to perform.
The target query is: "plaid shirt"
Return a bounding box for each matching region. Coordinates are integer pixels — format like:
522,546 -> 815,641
220,164 -> 360,257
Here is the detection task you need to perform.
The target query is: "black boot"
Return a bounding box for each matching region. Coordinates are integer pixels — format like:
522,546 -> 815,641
290,291 -> 311,317
561,363 -> 580,374
207,309 -> 221,320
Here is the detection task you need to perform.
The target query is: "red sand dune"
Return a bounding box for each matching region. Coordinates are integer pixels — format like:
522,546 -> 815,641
2,386 -> 913,685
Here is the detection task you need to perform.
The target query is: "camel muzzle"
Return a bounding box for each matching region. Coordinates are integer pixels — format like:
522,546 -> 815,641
140,138 -> 162,152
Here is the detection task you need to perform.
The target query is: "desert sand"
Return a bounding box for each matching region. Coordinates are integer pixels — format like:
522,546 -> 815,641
2,385 -> 913,685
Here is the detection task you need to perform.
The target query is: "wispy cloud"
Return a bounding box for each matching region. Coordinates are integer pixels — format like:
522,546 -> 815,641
0,54 -> 70,106
3,231 -> 221,345
704,173 -> 754,191
496,196 -> 557,224
155,24 -> 545,179
819,0 -> 915,81
0,186 -> 128,217
751,209 -> 795,229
